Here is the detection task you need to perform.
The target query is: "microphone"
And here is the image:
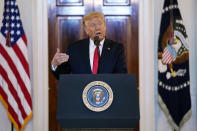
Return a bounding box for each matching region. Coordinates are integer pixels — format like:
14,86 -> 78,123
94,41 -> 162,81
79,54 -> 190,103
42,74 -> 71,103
93,36 -> 100,55
94,36 -> 100,46
94,36 -> 101,73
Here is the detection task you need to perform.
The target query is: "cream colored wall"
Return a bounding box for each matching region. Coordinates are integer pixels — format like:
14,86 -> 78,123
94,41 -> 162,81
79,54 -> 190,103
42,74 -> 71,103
139,0 -> 155,130
0,1 -> 11,130
140,0 -> 197,131
32,0 -> 48,130
18,0 -> 33,130
194,2 -> 197,87
0,1 -> 4,26
0,0 -> 34,130
155,0 -> 197,130
0,0 -> 48,131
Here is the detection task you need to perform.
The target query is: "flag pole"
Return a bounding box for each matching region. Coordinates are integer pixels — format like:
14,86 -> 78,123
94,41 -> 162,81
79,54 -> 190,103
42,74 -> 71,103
11,123 -> 13,131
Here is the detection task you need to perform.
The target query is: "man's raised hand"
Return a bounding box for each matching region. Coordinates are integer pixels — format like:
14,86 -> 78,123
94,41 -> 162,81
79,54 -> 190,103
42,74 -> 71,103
51,48 -> 69,67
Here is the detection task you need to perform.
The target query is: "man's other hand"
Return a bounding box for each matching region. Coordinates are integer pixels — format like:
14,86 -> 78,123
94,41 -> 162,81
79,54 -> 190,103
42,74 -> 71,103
51,48 -> 69,67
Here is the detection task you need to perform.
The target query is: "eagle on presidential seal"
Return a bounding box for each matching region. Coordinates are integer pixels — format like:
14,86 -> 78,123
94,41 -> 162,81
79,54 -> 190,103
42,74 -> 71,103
91,88 -> 105,105
158,21 -> 189,80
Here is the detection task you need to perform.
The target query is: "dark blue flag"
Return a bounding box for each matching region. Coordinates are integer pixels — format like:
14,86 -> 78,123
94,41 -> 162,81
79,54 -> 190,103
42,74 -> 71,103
158,0 -> 191,130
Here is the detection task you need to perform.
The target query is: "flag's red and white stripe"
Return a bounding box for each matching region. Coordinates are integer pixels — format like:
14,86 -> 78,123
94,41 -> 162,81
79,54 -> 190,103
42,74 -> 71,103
0,33 -> 32,130
162,48 -> 176,64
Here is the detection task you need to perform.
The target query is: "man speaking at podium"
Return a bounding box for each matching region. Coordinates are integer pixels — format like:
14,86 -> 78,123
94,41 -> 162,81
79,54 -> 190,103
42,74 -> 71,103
51,12 -> 127,79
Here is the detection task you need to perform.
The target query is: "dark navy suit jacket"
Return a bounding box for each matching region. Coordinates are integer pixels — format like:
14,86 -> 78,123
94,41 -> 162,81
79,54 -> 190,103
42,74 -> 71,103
51,38 -> 127,79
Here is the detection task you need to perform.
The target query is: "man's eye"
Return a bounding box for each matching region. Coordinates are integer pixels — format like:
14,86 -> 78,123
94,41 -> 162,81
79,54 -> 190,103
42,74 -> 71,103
98,22 -> 102,26
90,24 -> 95,27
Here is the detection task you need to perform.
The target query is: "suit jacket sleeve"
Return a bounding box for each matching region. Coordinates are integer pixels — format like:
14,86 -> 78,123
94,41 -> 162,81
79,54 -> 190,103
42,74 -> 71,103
50,49 -> 72,80
114,43 -> 128,73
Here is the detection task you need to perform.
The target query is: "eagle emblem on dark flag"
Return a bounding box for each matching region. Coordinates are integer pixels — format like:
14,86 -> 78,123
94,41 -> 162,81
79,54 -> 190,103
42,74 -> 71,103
158,0 -> 192,130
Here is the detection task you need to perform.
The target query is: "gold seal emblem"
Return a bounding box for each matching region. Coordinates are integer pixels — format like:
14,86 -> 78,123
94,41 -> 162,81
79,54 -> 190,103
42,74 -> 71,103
82,81 -> 113,112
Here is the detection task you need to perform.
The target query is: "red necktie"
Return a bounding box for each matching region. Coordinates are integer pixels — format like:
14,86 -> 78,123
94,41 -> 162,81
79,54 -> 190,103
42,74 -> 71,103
92,47 -> 99,74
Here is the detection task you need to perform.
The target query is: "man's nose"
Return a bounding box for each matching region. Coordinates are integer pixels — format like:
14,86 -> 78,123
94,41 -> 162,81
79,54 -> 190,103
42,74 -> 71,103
95,24 -> 100,30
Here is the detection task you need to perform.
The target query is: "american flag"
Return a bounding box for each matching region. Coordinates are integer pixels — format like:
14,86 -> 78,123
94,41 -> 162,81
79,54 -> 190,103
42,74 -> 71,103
162,45 -> 177,64
0,0 -> 32,130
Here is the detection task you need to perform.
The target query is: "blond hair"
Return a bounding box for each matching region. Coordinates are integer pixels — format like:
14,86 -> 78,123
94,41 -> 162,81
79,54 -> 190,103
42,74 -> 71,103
83,12 -> 105,27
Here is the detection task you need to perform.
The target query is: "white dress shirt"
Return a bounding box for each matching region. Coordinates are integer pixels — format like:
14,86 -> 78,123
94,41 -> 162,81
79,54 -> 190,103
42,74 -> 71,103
89,38 -> 104,71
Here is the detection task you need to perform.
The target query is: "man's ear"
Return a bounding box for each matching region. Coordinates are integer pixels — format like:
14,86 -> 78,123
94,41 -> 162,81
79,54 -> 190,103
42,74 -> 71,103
84,27 -> 89,35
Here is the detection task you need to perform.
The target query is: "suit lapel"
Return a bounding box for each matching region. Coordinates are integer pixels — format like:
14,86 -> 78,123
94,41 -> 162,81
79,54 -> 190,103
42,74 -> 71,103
83,38 -> 92,73
99,39 -> 111,73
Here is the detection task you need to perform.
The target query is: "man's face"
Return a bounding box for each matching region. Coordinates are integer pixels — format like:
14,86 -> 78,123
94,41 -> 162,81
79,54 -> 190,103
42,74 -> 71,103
84,17 -> 106,41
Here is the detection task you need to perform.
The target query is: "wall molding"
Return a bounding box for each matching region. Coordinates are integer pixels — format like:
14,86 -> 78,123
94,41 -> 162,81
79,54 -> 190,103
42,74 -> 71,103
139,0 -> 155,131
32,0 -> 48,130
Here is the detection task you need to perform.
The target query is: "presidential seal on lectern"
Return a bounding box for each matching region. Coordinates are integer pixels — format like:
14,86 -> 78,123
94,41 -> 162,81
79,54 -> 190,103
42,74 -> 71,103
82,81 -> 113,112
